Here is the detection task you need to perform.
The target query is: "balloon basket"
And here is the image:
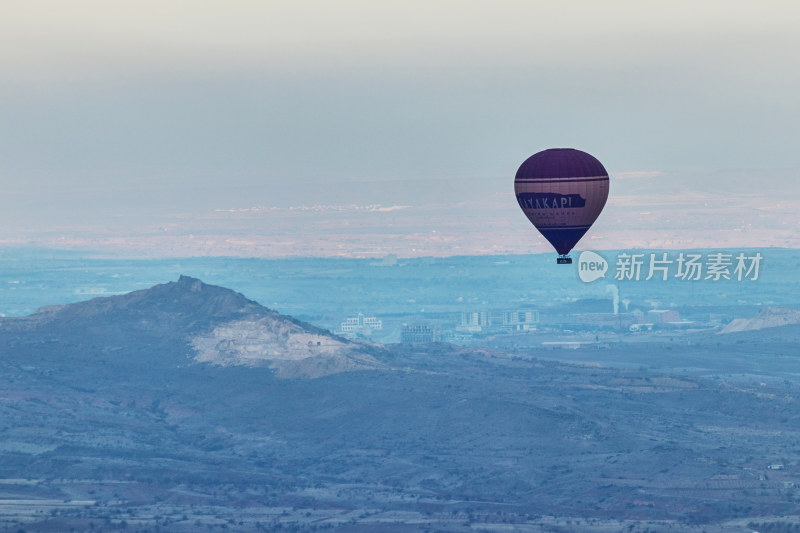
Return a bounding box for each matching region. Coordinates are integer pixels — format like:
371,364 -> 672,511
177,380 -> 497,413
556,255 -> 572,265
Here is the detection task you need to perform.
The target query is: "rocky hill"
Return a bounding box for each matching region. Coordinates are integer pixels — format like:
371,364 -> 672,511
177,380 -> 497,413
720,306 -> 800,334
1,275 -> 382,378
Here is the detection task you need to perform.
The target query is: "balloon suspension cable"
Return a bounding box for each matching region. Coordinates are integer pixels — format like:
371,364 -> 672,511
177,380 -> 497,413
556,254 -> 572,265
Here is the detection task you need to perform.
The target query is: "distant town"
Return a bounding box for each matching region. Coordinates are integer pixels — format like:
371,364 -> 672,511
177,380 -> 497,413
336,304 -> 706,345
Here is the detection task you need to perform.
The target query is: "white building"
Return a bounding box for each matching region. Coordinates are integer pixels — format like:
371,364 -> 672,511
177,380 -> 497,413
500,310 -> 539,332
339,313 -> 382,337
457,311 -> 491,332
457,309 -> 539,333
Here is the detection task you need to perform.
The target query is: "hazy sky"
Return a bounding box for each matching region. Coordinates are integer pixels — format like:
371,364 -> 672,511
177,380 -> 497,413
1,1 -> 798,256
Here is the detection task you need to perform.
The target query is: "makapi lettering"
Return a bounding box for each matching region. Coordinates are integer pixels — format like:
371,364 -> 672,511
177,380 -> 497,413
516,193 -> 586,210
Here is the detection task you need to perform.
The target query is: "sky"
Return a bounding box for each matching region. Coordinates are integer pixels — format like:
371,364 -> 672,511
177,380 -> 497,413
1,0 -> 798,256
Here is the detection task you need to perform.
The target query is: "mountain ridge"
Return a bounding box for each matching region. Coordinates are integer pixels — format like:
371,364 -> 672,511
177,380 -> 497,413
1,275 -> 382,378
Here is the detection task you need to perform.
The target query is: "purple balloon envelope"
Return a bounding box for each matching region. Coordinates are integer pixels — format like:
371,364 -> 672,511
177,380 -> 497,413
515,148 -> 610,260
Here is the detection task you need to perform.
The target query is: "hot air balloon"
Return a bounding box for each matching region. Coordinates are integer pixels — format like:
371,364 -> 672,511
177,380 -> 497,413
514,148 -> 609,264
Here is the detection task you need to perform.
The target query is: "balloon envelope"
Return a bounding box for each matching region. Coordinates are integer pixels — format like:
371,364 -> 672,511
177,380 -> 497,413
514,148 -> 609,256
